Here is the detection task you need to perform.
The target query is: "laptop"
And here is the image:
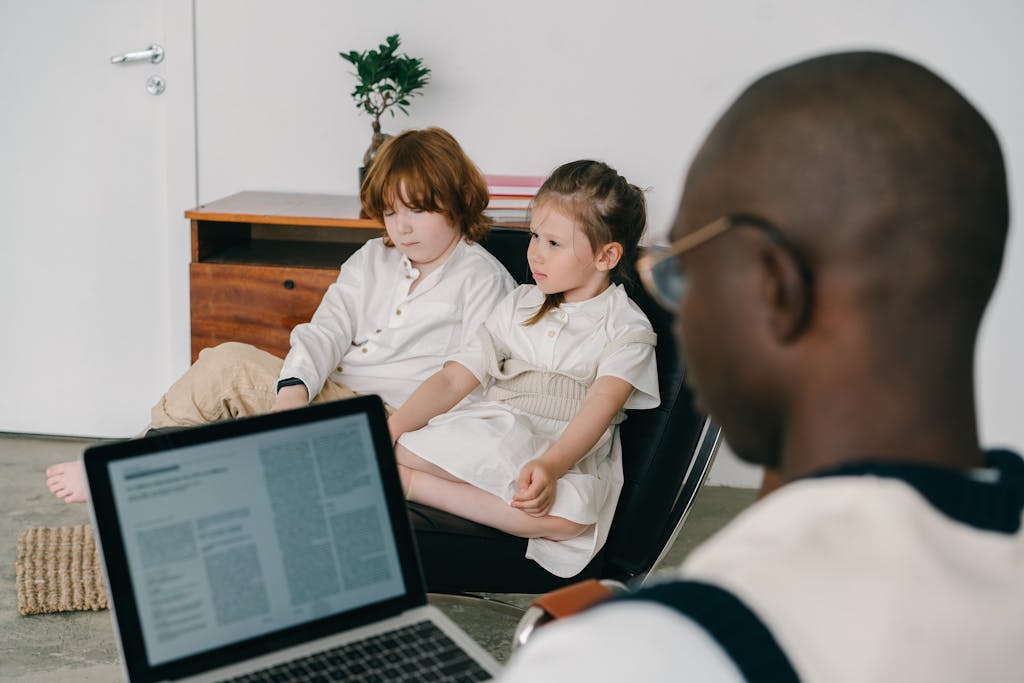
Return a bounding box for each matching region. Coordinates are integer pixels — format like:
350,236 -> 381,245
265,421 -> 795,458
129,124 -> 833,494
84,395 -> 501,682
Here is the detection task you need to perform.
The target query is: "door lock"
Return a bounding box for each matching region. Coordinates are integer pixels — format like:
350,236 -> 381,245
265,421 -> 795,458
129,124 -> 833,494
146,75 -> 165,96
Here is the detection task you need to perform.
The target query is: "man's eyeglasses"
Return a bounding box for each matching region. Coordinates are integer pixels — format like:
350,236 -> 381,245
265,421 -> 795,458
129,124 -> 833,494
637,213 -> 811,311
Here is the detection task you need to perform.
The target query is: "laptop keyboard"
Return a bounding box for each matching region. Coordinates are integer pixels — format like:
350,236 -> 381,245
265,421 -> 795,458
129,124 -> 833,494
220,620 -> 492,682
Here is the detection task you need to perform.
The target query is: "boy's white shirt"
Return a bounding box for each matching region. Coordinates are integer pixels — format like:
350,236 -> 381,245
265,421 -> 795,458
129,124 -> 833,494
279,238 -> 515,408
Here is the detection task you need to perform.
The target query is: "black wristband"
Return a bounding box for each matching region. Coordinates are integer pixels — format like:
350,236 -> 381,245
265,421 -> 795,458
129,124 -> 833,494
276,377 -> 307,393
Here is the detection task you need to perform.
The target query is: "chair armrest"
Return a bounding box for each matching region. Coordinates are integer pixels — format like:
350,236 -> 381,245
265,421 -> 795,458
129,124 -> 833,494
512,578 -> 628,651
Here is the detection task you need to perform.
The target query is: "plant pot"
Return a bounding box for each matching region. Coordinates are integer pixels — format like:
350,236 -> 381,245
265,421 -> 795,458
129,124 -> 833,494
359,131 -> 392,186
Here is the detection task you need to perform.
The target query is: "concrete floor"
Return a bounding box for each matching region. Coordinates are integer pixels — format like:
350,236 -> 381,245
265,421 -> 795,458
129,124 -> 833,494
1,433 -> 756,681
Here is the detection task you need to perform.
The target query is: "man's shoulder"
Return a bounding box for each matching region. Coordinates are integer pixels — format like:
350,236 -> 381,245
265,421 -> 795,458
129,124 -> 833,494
501,592 -> 748,682
681,475 -> 926,570
679,457 -> 1024,625
670,455 -> 1024,682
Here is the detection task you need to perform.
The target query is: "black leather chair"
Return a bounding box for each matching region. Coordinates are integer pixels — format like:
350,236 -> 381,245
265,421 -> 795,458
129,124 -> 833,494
478,225 -> 535,285
410,227 -> 722,593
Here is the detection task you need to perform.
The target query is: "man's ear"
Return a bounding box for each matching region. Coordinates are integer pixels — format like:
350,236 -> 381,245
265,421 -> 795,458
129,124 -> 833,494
595,242 -> 623,272
759,243 -> 811,343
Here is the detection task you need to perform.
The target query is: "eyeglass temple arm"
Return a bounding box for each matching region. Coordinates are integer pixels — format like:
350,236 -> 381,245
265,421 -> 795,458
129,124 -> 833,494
667,217 -> 732,257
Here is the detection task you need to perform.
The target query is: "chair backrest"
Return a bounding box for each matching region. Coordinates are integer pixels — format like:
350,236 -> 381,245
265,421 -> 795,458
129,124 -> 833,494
481,227 -> 721,583
479,226 -> 534,285
604,279 -> 722,583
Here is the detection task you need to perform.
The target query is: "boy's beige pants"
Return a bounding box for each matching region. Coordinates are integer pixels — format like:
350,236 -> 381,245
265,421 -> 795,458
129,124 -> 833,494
150,341 -> 364,429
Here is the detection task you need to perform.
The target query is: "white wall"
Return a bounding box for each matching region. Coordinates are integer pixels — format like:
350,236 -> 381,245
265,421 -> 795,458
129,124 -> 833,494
192,0 -> 1024,486
3,3 -> 1017,480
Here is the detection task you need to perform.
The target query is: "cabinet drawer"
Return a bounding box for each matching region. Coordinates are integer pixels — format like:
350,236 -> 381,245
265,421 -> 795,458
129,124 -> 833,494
190,262 -> 338,361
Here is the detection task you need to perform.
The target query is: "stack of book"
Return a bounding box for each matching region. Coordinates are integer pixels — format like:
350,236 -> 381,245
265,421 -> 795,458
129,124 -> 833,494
484,174 -> 545,227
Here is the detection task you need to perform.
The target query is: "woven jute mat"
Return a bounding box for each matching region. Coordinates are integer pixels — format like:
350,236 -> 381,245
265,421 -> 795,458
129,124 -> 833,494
15,525 -> 108,615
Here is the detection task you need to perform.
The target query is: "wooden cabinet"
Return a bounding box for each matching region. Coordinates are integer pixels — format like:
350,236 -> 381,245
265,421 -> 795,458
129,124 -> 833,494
186,191 -> 383,362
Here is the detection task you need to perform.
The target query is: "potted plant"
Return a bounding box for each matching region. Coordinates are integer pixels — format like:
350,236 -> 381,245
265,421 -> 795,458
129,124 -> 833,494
339,34 -> 431,180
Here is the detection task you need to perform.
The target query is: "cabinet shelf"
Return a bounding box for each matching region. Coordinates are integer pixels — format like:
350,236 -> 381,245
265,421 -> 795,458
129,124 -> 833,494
199,239 -> 363,270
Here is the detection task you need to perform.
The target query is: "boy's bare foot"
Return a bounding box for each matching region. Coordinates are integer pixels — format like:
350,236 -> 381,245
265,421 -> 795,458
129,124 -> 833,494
45,461 -> 88,503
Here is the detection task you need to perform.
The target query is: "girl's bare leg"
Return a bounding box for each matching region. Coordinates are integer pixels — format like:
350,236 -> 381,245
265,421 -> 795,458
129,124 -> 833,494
397,465 -> 588,541
394,443 -> 466,481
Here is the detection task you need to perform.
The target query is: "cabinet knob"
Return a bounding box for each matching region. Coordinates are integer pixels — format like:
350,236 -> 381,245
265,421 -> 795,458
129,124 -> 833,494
282,279 -> 295,290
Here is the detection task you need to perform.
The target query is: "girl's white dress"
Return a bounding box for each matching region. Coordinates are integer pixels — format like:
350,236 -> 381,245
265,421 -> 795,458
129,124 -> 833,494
398,284 -> 659,577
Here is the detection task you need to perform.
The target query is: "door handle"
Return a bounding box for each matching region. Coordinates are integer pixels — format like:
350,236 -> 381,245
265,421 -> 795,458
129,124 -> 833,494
110,44 -> 164,65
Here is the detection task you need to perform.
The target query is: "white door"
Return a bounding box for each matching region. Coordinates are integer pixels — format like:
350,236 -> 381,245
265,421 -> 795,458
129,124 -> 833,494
0,1 -> 196,437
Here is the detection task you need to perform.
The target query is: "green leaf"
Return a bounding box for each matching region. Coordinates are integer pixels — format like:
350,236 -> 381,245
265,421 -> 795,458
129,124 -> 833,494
338,33 -> 430,119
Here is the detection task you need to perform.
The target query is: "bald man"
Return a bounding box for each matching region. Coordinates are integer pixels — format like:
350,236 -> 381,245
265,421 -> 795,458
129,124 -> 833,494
499,52 -> 1023,682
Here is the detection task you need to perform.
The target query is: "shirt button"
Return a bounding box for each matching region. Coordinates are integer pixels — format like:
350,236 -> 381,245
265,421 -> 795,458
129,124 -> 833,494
406,275 -> 413,279
375,328 -> 382,334
361,348 -> 368,354
396,309 -> 402,315
547,330 -> 555,338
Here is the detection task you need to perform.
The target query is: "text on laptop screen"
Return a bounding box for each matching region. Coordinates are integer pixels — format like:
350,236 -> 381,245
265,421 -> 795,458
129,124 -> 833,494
107,412 -> 407,667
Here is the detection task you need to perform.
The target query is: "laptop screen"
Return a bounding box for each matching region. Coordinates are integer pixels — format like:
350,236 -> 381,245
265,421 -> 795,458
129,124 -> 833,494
86,398 -> 422,679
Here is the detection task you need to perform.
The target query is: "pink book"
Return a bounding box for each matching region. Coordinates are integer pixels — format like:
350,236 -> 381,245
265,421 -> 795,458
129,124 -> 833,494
486,174 -> 546,198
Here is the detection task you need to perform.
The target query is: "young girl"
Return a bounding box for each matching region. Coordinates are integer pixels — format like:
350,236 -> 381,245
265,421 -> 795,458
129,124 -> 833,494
388,160 -> 659,578
46,127 -> 516,503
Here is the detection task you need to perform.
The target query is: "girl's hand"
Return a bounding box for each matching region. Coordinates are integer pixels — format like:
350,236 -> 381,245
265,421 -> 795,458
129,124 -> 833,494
512,459 -> 558,517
